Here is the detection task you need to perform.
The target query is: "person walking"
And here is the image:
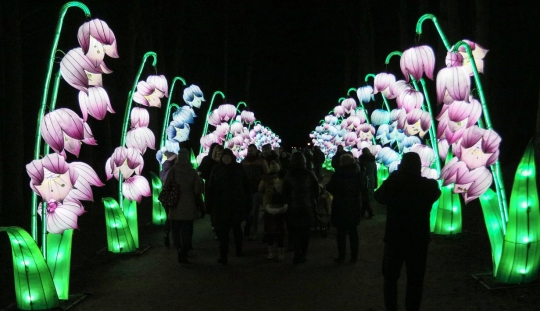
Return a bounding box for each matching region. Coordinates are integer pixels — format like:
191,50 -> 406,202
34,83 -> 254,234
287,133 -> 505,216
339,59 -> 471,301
359,147 -> 377,218
259,160 -> 287,262
374,152 -> 441,311
206,148 -> 251,264
197,143 -> 223,238
159,151 -> 177,248
282,152 -> 319,264
325,153 -> 365,263
331,145 -> 346,171
241,144 -> 269,240
164,149 -> 203,264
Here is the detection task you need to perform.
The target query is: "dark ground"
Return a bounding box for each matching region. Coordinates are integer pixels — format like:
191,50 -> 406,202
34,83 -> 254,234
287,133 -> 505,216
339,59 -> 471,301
2,172 -> 540,311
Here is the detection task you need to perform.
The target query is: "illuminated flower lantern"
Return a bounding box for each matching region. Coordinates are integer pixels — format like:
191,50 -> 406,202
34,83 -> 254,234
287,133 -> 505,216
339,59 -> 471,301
397,88 -> 424,112
436,98 -> 482,154
409,144 -> 438,179
126,107 -> 155,154
371,109 -> 391,126
400,45 -> 435,82
77,18 -> 119,68
397,108 -> 431,139
26,153 -> 104,233
105,146 -> 150,203
373,73 -> 396,98
436,66 -> 471,104
341,98 -> 357,114
446,39 -> 488,76
357,85 -> 374,103
333,105 -> 346,118
240,110 -> 256,124
358,123 -> 375,143
40,108 -> 97,158
387,80 -> 412,100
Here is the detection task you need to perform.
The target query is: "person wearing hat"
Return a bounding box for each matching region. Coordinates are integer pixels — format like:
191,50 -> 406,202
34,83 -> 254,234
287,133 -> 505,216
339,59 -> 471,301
374,152 -> 441,311
326,153 -> 364,263
259,160 -> 287,261
166,148 -> 203,264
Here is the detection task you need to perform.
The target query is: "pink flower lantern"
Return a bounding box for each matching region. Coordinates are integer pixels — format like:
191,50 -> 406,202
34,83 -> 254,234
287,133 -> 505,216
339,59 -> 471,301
400,45 -> 435,82
77,18 -> 119,68
436,66 -> 471,104
373,73 -> 396,97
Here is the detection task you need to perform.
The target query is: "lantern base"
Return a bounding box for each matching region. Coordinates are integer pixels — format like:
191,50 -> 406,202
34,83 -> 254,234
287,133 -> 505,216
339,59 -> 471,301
472,272 -> 540,290
95,244 -> 151,255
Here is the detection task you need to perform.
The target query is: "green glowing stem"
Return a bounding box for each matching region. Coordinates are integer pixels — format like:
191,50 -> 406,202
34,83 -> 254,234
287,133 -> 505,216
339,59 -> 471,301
365,73 -> 390,111
160,76 -> 186,148
32,1 -> 91,241
452,40 -> 508,223
225,101 -> 248,143
415,14 -> 451,50
347,88 -> 356,96
43,70 -> 62,156
385,51 -> 402,64
199,91 -> 225,155
118,52 -> 157,210
338,97 -> 346,103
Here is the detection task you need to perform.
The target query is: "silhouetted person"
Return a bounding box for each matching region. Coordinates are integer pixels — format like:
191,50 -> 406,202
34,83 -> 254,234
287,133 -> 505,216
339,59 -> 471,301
241,144 -> 269,240
279,151 -> 291,171
326,153 -> 364,263
359,147 -> 377,218
166,149 -> 202,264
282,152 -> 319,264
374,152 -> 441,311
206,149 -> 251,264
159,151 -> 177,248
331,145 -> 346,171
312,145 -> 325,181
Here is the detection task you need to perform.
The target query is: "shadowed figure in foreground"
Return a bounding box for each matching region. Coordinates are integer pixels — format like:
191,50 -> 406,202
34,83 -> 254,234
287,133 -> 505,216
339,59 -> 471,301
375,152 -> 441,311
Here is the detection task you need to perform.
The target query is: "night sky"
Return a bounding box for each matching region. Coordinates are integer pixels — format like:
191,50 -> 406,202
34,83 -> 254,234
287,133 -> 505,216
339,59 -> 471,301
1,0 -> 539,225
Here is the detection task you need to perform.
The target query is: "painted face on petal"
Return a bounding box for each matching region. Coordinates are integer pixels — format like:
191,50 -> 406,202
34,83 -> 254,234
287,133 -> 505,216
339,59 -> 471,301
460,140 -> 492,170
145,90 -> 163,108
405,120 -> 421,136
85,36 -> 105,66
173,125 -> 190,142
35,168 -> 74,202
190,96 -> 204,108
359,130 -> 373,141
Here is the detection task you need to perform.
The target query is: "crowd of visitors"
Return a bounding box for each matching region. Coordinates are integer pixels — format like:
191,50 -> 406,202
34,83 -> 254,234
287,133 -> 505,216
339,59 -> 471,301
159,144 -> 441,309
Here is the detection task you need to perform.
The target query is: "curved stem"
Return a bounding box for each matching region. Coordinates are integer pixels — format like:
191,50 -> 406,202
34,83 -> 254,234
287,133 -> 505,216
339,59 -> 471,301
385,51 -> 402,65
236,101 -> 247,112
452,40 -> 508,223
119,51 -> 157,210
226,101 -> 248,143
418,78 -> 441,175
32,2 -> 91,241
160,76 -> 186,149
338,97 -> 346,103
199,91 -> 225,155
43,70 -> 62,156
364,73 -> 376,82
416,14 -> 451,50
347,88 -> 357,96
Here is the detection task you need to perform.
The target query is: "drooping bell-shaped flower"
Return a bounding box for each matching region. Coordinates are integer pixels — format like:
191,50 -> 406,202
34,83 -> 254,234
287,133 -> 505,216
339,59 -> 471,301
27,153 -> 75,202
172,106 -> 196,124
146,75 -> 169,98
217,104 -> 237,121
341,115 -> 362,132
126,107 -> 155,154
371,109 -> 391,126
454,126 -> 501,170
132,81 -> 163,108
436,66 -> 471,104
40,108 -> 93,157
166,121 -> 191,143
122,175 -> 151,203
343,132 -> 358,146
78,86 -> 115,121
341,98 -> 357,113
38,200 -> 85,234
400,136 -> 422,153
105,147 -> 144,181
358,123 -> 375,142
397,108 -> 431,138
446,39 -> 488,76
373,73 -> 396,97
436,99 -> 482,144
376,147 -> 400,167
60,48 -> 108,94
183,84 -> 205,108
440,157 -> 493,203
357,86 -> 374,103
77,18 -> 119,68
200,133 -> 220,150
333,105 -> 346,117
240,110 -> 255,124
409,144 -> 436,168
397,88 -> 424,113
400,45 -> 436,82
387,80 -> 412,99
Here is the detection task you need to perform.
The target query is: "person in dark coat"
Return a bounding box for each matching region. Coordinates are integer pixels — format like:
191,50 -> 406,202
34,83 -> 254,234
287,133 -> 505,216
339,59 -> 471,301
282,152 -> 320,264
331,145 -> 346,171
374,152 -> 441,311
358,147 -> 377,218
241,144 -> 269,240
279,151 -> 291,172
159,151 -> 177,248
165,148 -> 202,264
312,145 -> 326,181
206,148 -> 251,264
325,153 -> 365,263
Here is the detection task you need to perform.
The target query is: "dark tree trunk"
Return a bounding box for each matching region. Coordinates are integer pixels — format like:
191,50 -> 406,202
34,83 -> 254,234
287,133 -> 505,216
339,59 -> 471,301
1,0 -> 25,226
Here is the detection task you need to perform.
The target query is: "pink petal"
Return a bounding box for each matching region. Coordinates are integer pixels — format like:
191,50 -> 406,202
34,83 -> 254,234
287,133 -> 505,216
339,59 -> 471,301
146,75 -> 169,98
122,175 -> 151,203
78,87 -> 112,121
78,19 -> 118,63
126,128 -> 156,154
71,162 -> 105,187
60,48 -> 103,94
130,107 -> 150,128
436,67 -> 471,103
132,92 -> 150,106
